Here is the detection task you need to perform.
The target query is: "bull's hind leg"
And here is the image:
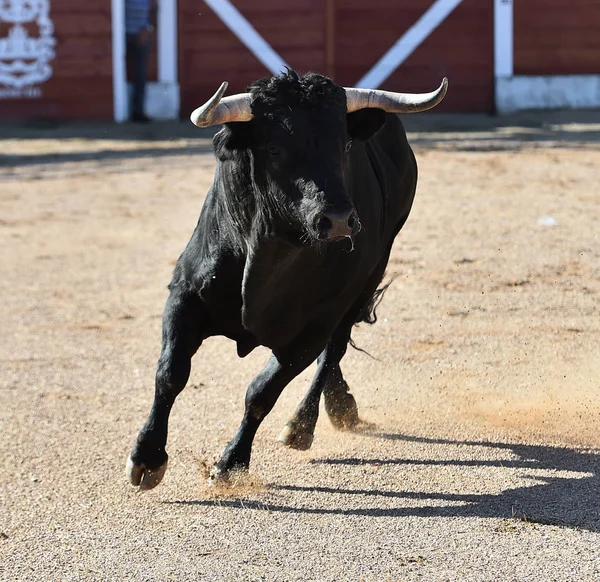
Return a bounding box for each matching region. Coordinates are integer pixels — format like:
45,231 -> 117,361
323,364 -> 360,430
279,249 -> 395,449
126,290 -> 204,490
211,342 -> 322,483
277,323 -> 358,450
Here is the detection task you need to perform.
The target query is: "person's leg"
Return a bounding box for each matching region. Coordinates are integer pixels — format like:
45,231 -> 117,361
125,33 -> 137,117
131,34 -> 150,121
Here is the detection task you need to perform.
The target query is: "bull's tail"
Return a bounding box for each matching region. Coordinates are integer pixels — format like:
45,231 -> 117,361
349,277 -> 394,356
354,278 -> 394,325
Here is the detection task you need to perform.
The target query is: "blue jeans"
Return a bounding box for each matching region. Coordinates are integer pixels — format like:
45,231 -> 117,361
126,33 -> 150,118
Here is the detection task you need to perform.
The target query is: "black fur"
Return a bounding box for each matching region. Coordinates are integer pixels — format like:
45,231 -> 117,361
128,70 -> 420,486
249,68 -> 347,115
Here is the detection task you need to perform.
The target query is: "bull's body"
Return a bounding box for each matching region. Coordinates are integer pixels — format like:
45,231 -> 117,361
127,71 -> 445,489
177,112 -> 415,354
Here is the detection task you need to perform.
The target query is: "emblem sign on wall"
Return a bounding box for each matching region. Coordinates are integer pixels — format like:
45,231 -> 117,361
0,0 -> 56,99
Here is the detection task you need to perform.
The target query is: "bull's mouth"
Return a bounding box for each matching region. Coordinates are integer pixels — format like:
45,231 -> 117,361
320,233 -> 354,242
279,230 -> 354,248
314,231 -> 358,255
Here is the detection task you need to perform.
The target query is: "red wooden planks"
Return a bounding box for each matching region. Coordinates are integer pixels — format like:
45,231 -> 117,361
0,0 -> 114,119
334,0 -> 493,112
179,0 -> 494,114
514,0 -> 600,75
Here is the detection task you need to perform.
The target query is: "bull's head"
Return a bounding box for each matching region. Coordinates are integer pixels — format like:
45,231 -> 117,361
190,70 -> 447,245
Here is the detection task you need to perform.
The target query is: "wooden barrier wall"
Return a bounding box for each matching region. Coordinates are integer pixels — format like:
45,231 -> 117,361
514,0 -> 600,75
1,1 -> 598,120
179,0 -> 327,115
178,0 -> 494,115
334,0 -> 493,112
0,0 -> 114,119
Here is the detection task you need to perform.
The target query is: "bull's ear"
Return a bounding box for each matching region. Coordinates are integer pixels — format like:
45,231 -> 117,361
346,108 -> 387,141
213,122 -> 254,161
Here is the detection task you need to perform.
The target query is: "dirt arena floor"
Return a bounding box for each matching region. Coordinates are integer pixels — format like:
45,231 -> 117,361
1,112 -> 599,581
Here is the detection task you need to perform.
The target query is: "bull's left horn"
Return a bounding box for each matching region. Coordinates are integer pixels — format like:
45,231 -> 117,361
190,82 -> 253,128
344,78 -> 448,114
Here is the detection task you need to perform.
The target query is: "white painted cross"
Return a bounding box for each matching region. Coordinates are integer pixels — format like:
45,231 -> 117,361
203,0 -> 289,75
356,0 -> 463,88
204,0 -> 464,87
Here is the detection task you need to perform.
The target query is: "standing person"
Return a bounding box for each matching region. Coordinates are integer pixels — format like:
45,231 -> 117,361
125,0 -> 157,122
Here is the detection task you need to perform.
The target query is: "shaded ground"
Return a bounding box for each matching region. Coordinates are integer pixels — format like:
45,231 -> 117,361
1,112 -> 599,581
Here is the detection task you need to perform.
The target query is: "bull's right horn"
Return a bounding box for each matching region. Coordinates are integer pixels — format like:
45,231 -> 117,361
190,82 -> 253,128
345,78 -> 448,114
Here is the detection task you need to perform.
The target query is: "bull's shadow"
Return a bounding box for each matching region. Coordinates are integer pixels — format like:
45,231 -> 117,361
171,432 -> 600,533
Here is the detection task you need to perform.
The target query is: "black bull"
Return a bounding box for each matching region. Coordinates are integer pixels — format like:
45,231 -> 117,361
127,71 -> 447,489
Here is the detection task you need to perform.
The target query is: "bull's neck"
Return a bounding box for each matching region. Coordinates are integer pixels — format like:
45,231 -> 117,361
213,157 -> 256,244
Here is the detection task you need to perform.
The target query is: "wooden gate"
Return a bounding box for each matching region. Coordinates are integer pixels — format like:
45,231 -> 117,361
333,0 -> 493,112
178,0 -> 494,116
178,0 -> 327,116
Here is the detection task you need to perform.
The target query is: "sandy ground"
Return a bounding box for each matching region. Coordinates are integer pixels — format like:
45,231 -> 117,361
1,112 -> 599,581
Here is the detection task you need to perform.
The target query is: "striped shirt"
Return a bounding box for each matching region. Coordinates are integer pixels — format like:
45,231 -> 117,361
125,0 -> 152,34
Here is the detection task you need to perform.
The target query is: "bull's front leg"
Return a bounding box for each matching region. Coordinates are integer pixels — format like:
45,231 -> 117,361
126,290 -> 204,490
211,341 -> 322,483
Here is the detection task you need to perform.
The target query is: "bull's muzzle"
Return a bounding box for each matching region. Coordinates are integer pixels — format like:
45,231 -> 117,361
315,208 -> 360,241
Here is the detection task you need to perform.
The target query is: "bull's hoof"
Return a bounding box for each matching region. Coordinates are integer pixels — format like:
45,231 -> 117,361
208,464 -> 247,488
126,456 -> 168,491
325,392 -> 360,430
208,464 -> 225,487
277,424 -> 315,451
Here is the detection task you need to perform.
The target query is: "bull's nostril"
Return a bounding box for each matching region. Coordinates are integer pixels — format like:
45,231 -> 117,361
316,209 -> 356,240
317,216 -> 333,232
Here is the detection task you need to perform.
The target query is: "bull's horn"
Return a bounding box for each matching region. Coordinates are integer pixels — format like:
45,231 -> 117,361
190,82 -> 253,128
344,78 -> 448,114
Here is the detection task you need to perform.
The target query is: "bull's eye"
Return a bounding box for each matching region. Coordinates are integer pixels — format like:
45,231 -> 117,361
345,140 -> 353,152
268,145 -> 281,156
